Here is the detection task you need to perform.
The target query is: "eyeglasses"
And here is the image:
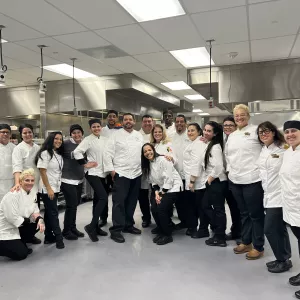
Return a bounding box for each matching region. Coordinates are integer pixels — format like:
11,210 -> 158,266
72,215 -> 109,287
0,131 -> 10,135
258,129 -> 271,136
223,124 -> 235,128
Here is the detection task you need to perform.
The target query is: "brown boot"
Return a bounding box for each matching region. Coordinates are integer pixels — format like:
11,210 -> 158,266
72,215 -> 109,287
246,249 -> 264,260
233,243 -> 253,254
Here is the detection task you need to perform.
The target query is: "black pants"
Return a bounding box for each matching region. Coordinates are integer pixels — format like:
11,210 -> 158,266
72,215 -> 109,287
61,182 -> 83,233
138,188 -> 151,222
186,189 -> 209,231
100,174 -> 113,221
0,222 -> 38,261
229,181 -> 265,251
290,226 -> 300,256
85,174 -> 108,229
42,192 -> 63,241
174,180 -> 187,226
224,182 -> 241,237
203,180 -> 227,240
151,192 -> 178,236
110,174 -> 141,233
265,208 -> 291,262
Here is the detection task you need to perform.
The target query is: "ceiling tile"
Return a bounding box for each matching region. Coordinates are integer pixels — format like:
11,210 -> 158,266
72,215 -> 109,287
16,67 -> 70,81
103,56 -> 151,73
134,71 -> 167,84
0,13 -> 44,41
141,15 -> 204,51
3,57 -> 34,70
47,0 -> 135,29
0,0 -> 86,35
157,69 -> 188,82
75,60 -> 122,76
182,0 -> 246,13
6,69 -> 37,83
53,31 -> 110,49
96,24 -> 164,55
248,0 -> 275,3
191,6 -> 248,44
251,36 -> 295,61
4,78 -> 24,87
212,41 -> 251,65
290,35 -> 300,58
249,0 -> 300,40
134,52 -> 184,71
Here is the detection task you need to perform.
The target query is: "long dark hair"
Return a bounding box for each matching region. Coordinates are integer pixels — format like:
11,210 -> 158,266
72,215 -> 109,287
204,121 -> 224,169
35,132 -> 64,165
141,143 -> 161,178
257,121 -> 285,147
187,123 -> 203,136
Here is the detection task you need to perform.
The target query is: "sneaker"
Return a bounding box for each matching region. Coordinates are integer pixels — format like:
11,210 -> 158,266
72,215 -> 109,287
56,240 -> 65,249
62,231 -> 78,240
84,225 -> 99,242
246,249 -> 264,260
205,237 -> 227,247
268,260 -> 292,273
71,228 -> 85,238
156,236 -> 173,246
233,243 -> 253,254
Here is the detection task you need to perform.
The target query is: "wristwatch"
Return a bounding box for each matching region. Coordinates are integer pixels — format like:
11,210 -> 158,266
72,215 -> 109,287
158,192 -> 163,197
190,180 -> 195,184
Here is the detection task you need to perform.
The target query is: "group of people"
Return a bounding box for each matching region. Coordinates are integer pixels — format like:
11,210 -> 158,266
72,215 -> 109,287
1,106 -> 300,299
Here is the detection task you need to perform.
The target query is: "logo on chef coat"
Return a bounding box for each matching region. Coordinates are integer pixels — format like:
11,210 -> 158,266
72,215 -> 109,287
167,147 -> 172,152
244,132 -> 250,136
271,154 -> 280,158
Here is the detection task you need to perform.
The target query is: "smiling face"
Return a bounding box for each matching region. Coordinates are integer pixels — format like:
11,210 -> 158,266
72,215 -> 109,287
123,115 -> 135,131
90,123 -> 102,136
71,129 -> 83,144
258,127 -> 274,146
53,134 -> 63,150
234,109 -> 250,129
153,126 -> 163,143
175,117 -> 186,134
203,124 -> 214,142
21,175 -> 35,192
143,144 -> 154,161
0,128 -> 11,145
187,125 -> 200,141
284,128 -> 300,149
163,112 -> 173,127
107,113 -> 118,127
142,117 -> 153,134
22,127 -> 33,144
223,120 -> 236,136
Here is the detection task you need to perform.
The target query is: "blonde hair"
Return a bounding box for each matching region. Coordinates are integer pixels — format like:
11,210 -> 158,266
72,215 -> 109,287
150,124 -> 170,144
19,168 -> 35,181
233,104 -> 250,116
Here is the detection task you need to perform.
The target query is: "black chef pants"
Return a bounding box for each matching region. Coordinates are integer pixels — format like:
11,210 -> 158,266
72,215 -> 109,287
186,189 -> 209,232
224,182 -> 241,237
229,181 -> 265,251
138,188 -> 151,223
290,226 -> 300,256
100,174 -> 113,221
61,182 -> 83,234
174,180 -> 188,227
42,192 -> 63,241
0,222 -> 38,261
265,207 -> 291,262
110,174 -> 141,233
151,192 -> 179,236
85,174 -> 108,229
203,179 -> 227,240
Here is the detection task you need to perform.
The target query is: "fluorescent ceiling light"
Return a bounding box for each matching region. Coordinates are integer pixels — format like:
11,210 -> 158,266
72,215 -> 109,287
161,81 -> 191,91
0,83 -> 6,87
1,39 -> 7,43
193,109 -> 203,113
198,113 -> 210,116
116,0 -> 185,22
170,47 -> 215,68
44,64 -> 97,79
185,94 -> 205,100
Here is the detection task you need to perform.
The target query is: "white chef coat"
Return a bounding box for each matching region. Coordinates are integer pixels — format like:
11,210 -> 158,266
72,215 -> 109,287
172,130 -> 190,179
279,145 -> 300,226
37,150 -> 63,193
101,125 -> 121,138
155,141 -> 176,162
164,123 -> 176,141
139,128 -> 151,143
149,156 -> 183,193
104,128 -> 143,179
205,144 -> 227,182
0,142 -> 16,201
12,141 -> 40,193
73,134 -> 108,178
0,189 -> 39,240
225,124 -> 262,184
139,128 -> 151,189
183,139 -> 208,190
259,143 -> 285,208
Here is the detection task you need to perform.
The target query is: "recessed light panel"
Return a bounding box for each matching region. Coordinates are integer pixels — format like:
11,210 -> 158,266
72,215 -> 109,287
185,94 -> 205,100
44,64 -> 97,79
161,81 -> 192,91
198,113 -> 210,116
193,109 -> 203,113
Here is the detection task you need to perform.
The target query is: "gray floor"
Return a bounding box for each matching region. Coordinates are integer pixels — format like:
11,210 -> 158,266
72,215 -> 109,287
0,199 -> 299,300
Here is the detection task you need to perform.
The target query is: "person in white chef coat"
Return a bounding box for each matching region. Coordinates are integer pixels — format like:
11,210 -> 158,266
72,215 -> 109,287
73,119 -> 108,242
257,121 -> 292,274
104,113 -> 143,243
226,104 -> 264,260
0,168 -> 45,261
138,114 -> 154,228
0,124 -> 15,202
141,143 -> 182,245
183,123 -> 209,239
35,131 -> 65,250
280,120 -> 300,299
162,110 -> 176,141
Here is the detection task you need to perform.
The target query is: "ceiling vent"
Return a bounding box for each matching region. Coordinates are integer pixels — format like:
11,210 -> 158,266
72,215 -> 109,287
78,45 -> 129,60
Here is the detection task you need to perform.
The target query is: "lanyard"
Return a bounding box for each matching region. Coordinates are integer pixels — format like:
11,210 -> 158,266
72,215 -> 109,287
53,152 -> 63,171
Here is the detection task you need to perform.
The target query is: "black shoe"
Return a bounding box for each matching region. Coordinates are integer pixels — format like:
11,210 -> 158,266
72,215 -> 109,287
29,236 -> 42,244
174,222 -> 187,231
268,260 -> 292,273
96,226 -> 108,236
289,273 -> 300,286
226,232 -> 241,241
62,231 -> 78,240
84,225 -> 99,242
123,226 -> 141,235
295,290 -> 300,299
191,230 -> 209,239
205,237 -> 227,247
110,232 -> 125,243
186,228 -> 196,236
156,236 -> 173,246
44,237 -> 56,244
98,219 -> 107,228
151,227 -> 159,234
71,228 -> 85,238
142,220 -> 151,228
266,260 -> 278,269
27,248 -> 33,255
153,235 -> 162,243
56,240 -> 65,249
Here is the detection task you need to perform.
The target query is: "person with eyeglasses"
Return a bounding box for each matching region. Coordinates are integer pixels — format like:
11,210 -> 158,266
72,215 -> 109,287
225,104 -> 264,260
0,124 -> 16,202
257,121 -> 291,274
280,120 -> 300,299
222,117 -> 242,243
